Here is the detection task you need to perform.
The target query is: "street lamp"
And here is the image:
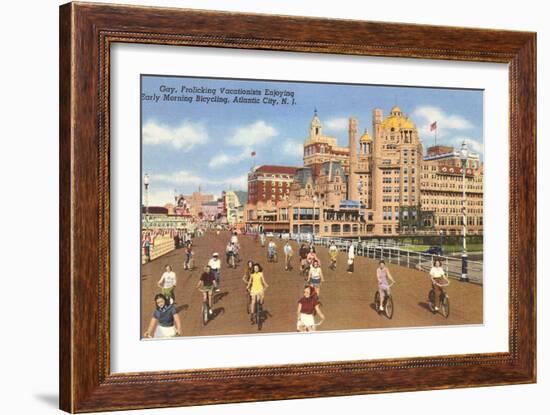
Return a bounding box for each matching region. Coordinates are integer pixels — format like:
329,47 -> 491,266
312,195 -> 318,237
143,173 -> 150,229
459,141 -> 469,282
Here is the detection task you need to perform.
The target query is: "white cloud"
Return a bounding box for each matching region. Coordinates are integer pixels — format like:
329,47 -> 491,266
229,120 -> 277,147
208,154 -> 234,168
142,120 -> 208,150
324,117 -> 349,132
413,106 -> 473,138
449,137 -> 484,156
282,139 -> 304,158
150,170 -> 248,189
151,170 -> 203,185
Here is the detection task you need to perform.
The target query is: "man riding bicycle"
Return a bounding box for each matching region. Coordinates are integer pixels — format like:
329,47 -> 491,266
196,265 -> 217,315
267,239 -> 277,261
283,241 -> 293,271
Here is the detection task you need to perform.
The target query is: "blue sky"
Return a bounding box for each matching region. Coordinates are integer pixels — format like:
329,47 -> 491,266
141,75 -> 483,206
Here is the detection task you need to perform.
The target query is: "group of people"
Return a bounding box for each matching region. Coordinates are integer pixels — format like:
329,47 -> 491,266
144,230 -> 452,338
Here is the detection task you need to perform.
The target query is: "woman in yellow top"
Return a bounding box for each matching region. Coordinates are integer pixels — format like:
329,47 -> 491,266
247,263 -> 269,317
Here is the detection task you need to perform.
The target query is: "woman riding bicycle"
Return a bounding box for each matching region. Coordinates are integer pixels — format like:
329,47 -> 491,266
307,260 -> 325,296
196,265 -> 216,315
247,263 -> 268,320
143,293 -> 181,338
297,285 -> 325,332
376,260 -> 395,311
429,259 -> 449,311
306,247 -> 320,267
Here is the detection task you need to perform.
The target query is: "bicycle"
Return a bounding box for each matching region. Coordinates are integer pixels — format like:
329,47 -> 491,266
201,290 -> 212,326
428,280 -> 450,318
267,249 -> 278,263
184,254 -> 194,271
228,252 -> 237,269
251,293 -> 264,330
374,282 -> 394,319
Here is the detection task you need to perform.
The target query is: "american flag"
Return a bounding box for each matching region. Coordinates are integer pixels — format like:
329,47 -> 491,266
430,121 -> 437,131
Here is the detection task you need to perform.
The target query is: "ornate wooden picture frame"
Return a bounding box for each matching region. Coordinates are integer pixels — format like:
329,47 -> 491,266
59,2 -> 536,412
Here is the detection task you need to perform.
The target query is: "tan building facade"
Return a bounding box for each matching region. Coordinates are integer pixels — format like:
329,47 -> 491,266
244,107 -> 484,238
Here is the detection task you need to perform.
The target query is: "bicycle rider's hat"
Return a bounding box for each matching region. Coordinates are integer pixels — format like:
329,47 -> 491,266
213,252 -> 219,257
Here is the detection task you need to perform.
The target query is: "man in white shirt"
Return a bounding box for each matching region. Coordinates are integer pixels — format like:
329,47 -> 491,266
157,264 -> 177,304
283,241 -> 293,271
208,253 -> 222,291
347,243 -> 355,274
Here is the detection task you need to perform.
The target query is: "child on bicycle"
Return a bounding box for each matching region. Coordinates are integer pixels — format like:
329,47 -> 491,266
376,260 -> 395,311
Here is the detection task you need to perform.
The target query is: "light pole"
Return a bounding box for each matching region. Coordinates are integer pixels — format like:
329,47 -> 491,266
312,195 -> 318,237
459,141 -> 469,282
143,173 -> 150,229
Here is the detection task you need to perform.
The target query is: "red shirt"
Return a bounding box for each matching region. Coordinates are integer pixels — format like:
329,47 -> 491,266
298,296 -> 320,315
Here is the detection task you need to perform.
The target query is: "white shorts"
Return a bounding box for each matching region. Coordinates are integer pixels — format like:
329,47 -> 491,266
154,325 -> 177,338
297,313 -> 315,330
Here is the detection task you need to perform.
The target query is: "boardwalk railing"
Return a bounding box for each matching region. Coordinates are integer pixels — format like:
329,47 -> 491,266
267,232 -> 483,285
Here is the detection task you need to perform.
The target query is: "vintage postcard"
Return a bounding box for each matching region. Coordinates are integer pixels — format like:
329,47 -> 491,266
140,75 -> 484,338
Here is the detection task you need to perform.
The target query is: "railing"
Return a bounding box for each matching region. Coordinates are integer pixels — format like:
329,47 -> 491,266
142,235 -> 176,264
264,231 -> 483,285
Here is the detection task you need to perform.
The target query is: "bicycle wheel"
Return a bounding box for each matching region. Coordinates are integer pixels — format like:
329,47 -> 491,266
441,295 -> 450,318
202,302 -> 209,326
374,291 -> 381,312
384,295 -> 394,319
256,299 -> 262,330
428,289 -> 436,313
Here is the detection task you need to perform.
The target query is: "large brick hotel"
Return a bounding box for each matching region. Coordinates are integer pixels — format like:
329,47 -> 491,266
245,107 -> 483,238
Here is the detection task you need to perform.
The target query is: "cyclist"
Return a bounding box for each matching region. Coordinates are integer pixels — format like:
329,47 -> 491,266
267,239 -> 277,262
208,253 -> 222,291
328,241 -> 338,269
306,246 -> 320,268
247,263 -> 269,320
297,285 -> 325,332
307,259 -> 325,296
157,264 -> 177,305
259,232 -> 266,247
299,243 -> 310,275
242,259 -> 254,285
429,259 -> 449,311
376,260 -> 395,311
283,240 -> 293,270
183,242 -> 193,270
196,265 -> 216,315
230,231 -> 239,245
143,293 -> 181,338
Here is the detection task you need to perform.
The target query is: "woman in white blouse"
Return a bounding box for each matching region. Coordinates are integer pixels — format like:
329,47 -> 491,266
429,259 -> 449,311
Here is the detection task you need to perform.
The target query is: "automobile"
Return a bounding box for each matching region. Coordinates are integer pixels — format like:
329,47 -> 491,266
265,232 -> 274,238
424,246 -> 444,256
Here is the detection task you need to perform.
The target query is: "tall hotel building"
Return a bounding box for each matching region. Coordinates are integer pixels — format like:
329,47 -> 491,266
245,107 -> 483,238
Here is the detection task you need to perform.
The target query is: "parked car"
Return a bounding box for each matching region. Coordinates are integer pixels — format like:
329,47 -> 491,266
424,246 -> 444,256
